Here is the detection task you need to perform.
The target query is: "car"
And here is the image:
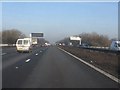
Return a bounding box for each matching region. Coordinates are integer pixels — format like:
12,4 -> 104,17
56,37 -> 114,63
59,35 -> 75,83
80,43 -> 90,48
16,38 -> 32,53
110,40 -> 120,51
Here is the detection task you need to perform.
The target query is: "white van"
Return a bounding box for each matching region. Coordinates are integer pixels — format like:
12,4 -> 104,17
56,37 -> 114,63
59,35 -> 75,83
16,38 -> 32,52
110,40 -> 120,51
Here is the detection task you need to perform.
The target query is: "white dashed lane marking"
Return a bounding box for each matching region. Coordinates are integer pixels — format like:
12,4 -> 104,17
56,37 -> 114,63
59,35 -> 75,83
40,51 -> 42,52
15,67 -> 19,69
35,53 -> 38,56
25,59 -> 31,63
1,53 -> 7,56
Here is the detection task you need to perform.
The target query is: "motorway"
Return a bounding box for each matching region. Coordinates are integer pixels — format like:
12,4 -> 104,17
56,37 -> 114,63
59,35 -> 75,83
2,46 -> 119,88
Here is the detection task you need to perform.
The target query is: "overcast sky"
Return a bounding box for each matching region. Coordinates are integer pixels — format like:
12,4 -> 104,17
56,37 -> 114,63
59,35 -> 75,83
2,1 -> 118,44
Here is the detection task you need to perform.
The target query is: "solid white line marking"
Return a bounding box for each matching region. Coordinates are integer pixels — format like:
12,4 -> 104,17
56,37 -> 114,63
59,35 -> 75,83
58,47 -> 120,84
35,53 -> 38,56
25,59 -> 31,63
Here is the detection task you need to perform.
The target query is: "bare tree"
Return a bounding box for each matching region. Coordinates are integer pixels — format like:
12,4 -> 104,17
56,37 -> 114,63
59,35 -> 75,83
2,29 -> 26,44
79,32 -> 111,47
57,32 -> 111,47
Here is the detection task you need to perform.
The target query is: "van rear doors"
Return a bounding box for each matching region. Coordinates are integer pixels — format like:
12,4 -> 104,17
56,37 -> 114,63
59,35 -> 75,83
16,39 -> 32,52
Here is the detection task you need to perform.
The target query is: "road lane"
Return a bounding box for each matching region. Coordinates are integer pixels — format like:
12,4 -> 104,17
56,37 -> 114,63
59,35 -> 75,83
21,46 -> 118,88
2,46 -> 44,62
2,46 -> 48,69
2,46 -> 119,88
2,46 -> 48,88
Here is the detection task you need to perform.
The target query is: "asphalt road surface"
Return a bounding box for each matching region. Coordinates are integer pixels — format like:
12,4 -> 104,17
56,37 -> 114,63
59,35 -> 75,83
2,46 -> 119,88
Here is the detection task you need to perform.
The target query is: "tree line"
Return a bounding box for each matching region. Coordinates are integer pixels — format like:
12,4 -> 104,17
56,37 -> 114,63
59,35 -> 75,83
0,29 -> 49,45
79,32 -> 111,47
0,29 -> 116,47
0,29 -> 26,44
57,32 -> 114,47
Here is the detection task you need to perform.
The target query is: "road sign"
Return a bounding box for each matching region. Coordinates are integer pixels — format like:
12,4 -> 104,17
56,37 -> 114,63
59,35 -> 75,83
30,33 -> 43,38
70,36 -> 81,41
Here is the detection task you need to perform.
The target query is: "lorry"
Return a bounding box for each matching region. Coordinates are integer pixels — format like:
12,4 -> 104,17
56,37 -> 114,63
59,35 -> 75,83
110,40 -> 120,51
16,38 -> 32,53
69,36 -> 81,47
31,37 -> 38,46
